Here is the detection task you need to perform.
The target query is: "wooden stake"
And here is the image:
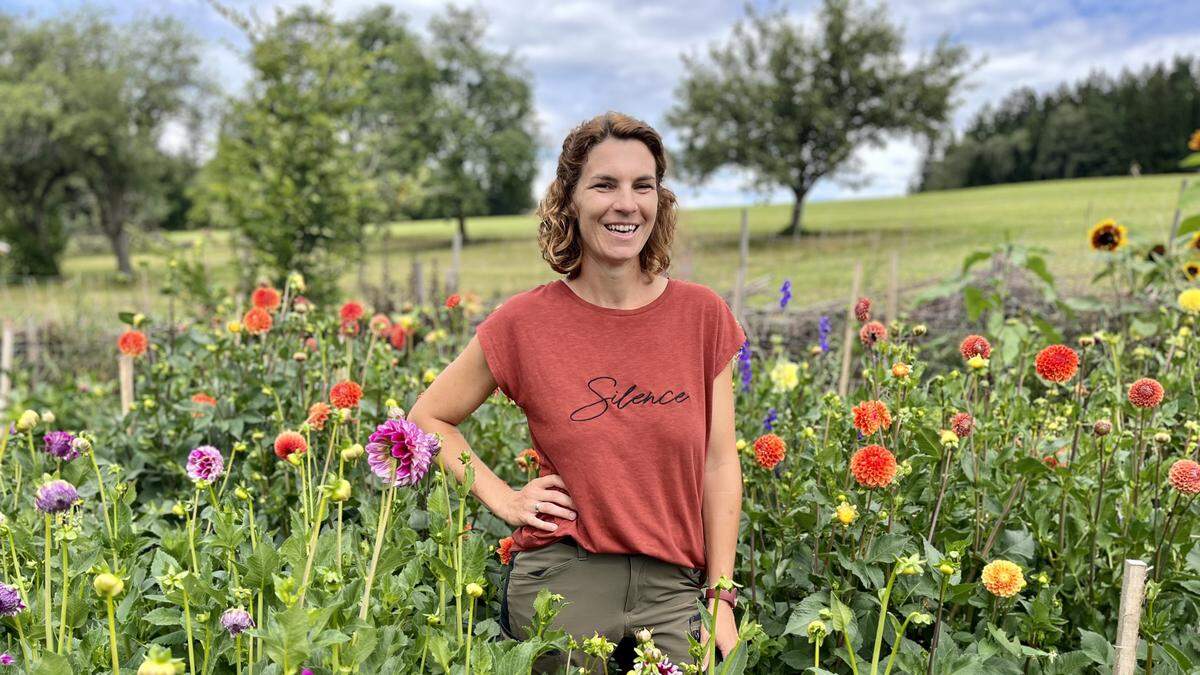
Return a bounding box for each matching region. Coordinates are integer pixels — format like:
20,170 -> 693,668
837,262 -> 863,398
0,321 -> 12,413
731,208 -> 749,326
118,355 -> 134,417
1113,559 -> 1148,675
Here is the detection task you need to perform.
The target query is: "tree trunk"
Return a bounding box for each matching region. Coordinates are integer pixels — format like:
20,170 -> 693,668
457,211 -> 470,245
777,185 -> 808,239
100,192 -> 134,277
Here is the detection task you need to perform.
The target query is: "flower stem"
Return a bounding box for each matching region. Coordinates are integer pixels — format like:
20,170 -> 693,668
56,541 -> 68,653
298,495 -> 329,605
870,568 -> 897,675
358,484 -> 396,621
187,486 -> 200,573
88,449 -> 117,568
42,514 -> 52,653
182,588 -> 197,675
106,595 -> 119,675
465,595 -> 476,675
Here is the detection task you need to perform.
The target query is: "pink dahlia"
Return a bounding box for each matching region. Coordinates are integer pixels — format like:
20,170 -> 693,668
186,445 -> 224,483
365,418 -> 441,487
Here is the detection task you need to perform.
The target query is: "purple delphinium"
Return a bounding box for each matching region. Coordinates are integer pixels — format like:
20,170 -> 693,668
366,418 -> 442,487
35,480 -> 79,514
0,652 -> 13,666
818,315 -> 832,352
779,279 -> 792,310
42,431 -> 79,462
220,607 -> 255,637
186,445 -> 225,483
737,339 -> 753,393
762,407 -> 778,432
0,582 -> 25,616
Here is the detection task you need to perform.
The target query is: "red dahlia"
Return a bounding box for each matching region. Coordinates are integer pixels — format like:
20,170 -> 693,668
1034,345 -> 1078,382
306,402 -> 332,430
1127,378 -> 1164,409
445,294 -> 461,309
1169,459 -> 1200,495
388,324 -> 407,350
753,434 -> 786,470
498,536 -> 515,565
850,444 -> 897,489
950,411 -> 974,438
251,286 -> 281,311
959,335 -> 992,360
117,330 -> 149,357
852,400 -> 892,436
330,380 -> 363,409
859,321 -> 887,348
243,308 -> 273,335
854,297 -> 871,322
339,301 -> 364,323
274,431 -> 307,460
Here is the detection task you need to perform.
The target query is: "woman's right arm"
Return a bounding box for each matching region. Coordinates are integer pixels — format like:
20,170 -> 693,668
407,335 -> 576,532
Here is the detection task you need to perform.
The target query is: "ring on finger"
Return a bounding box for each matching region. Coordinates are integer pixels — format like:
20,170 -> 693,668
533,501 -> 541,513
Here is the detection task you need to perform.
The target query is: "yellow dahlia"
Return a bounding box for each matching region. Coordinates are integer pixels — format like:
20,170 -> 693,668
1179,288 -> 1200,314
981,559 -> 1026,598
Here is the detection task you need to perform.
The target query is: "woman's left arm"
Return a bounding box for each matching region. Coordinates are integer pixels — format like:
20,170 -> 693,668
702,359 -> 743,650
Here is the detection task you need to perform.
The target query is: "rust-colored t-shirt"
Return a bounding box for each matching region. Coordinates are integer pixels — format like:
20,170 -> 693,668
475,277 -> 746,569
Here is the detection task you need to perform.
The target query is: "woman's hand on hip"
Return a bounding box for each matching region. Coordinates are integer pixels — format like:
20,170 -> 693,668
499,474 -> 577,531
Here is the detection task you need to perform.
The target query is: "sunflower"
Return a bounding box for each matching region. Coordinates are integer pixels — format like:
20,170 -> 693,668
1089,219 -> 1127,252
1183,260 -> 1200,281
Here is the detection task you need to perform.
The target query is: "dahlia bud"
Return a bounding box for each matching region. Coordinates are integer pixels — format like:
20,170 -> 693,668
1094,420 -> 1113,437
226,321 -> 243,334
1078,335 -> 1095,347
292,352 -> 307,362
967,355 -> 988,370
385,398 -> 399,409
641,647 -> 662,665
39,411 -> 55,424
635,628 -> 652,644
810,345 -> 824,356
171,502 -> 186,518
806,620 -> 828,642
912,324 -> 927,336
1153,431 -> 1171,444
340,444 -> 364,462
735,439 -> 747,451
94,572 -> 124,598
891,363 -> 911,378
387,406 -> 405,420
15,410 -> 39,433
234,487 -> 251,501
878,510 -> 889,522
938,562 -> 955,576
466,582 -> 483,599
286,452 -> 303,467
132,312 -> 146,327
330,479 -> 351,503
940,430 -> 959,447
71,436 -> 93,456
425,613 -> 442,626
136,646 -> 185,675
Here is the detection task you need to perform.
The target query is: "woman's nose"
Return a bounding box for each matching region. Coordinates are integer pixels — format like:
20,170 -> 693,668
612,186 -> 638,214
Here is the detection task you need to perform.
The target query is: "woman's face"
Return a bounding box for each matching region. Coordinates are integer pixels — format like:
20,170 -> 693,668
571,137 -> 659,269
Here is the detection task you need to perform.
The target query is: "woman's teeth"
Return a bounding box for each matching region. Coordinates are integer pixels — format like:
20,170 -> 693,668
604,224 -> 638,233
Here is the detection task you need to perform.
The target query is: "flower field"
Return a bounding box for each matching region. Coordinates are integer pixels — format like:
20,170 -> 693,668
4,201 -> 1200,673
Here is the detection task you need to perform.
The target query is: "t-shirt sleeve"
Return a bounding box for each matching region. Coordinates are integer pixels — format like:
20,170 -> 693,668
709,295 -> 747,384
475,305 -> 524,407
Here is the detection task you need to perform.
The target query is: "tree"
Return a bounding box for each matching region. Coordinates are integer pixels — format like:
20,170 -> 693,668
418,6 -> 539,243
193,5 -> 380,302
666,0 -> 970,238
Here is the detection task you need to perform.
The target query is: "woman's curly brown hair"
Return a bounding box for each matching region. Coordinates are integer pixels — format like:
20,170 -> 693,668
536,111 -> 677,279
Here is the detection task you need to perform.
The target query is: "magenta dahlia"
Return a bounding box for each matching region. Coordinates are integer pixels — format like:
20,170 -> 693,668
365,418 -> 441,487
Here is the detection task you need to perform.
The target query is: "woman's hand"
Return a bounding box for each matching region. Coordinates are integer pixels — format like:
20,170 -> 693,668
499,474 -> 577,531
699,603 -> 739,667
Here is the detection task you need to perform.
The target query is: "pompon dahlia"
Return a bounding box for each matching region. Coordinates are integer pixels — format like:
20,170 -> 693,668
1178,288 -> 1200,314
43,431 -> 79,462
445,294 -> 461,309
950,411 -> 975,438
220,607 -> 255,637
851,400 -> 892,436
498,536 -> 515,565
274,431 -> 308,461
859,321 -> 887,348
959,335 -> 992,360
1035,344 -> 1079,382
365,418 -> 441,487
117,330 -> 148,357
515,448 -> 541,470
330,380 -> 363,409
388,324 -> 407,350
306,402 -> 332,431
251,286 -> 281,311
339,301 -> 364,323
369,313 -> 391,336
1089,218 -> 1127,252
981,560 -> 1026,598
186,445 -> 224,482
854,297 -> 871,322
0,582 -> 24,616
35,479 -> 79,514
1128,377 -> 1164,409
1168,459 -> 1200,495
850,444 -> 897,489
752,433 -> 786,470
243,307 -> 273,335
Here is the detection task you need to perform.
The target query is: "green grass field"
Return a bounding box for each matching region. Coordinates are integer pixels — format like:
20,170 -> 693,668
4,173 -> 1190,323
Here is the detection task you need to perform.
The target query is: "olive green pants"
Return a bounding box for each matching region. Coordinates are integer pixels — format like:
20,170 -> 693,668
499,537 -> 705,673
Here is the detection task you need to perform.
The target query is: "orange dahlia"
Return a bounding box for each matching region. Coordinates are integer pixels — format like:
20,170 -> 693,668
273,431 -> 307,460
950,411 -> 974,438
243,307 -> 273,335
1034,345 -> 1078,382
981,560 -> 1026,597
191,393 -> 217,406
1169,459 -> 1200,495
752,434 -> 786,470
330,380 -> 363,409
251,286 -> 281,311
388,324 -> 407,350
117,330 -> 149,357
306,402 -> 332,431
850,444 -> 897,488
1128,377 -> 1164,409
339,301 -> 364,324
369,313 -> 391,336
498,536 -> 515,565
854,297 -> 871,322
859,321 -> 887,348
515,448 -> 541,471
851,400 -> 892,436
446,294 -> 461,309
959,335 -> 992,360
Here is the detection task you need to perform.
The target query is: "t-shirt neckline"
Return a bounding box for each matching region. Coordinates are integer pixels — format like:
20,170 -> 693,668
555,277 -> 675,316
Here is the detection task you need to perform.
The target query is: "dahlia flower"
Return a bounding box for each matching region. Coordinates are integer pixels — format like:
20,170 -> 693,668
852,400 -> 892,436
251,286 -> 281,311
274,431 -> 308,461
850,445 -> 897,489
1168,459 -> 1200,495
117,330 -> 148,357
339,301 -> 364,323
1035,345 -> 1078,382
981,560 -> 1026,597
1128,377 -> 1164,409
959,334 -> 991,360
752,434 -> 786,470
859,321 -> 887,348
35,479 -> 79,514
43,431 -> 79,462
365,418 -> 442,487
0,582 -> 25,616
330,380 -> 363,409
950,412 -> 974,438
1178,288 -> 1200,314
498,536 -> 515,565
186,446 -> 224,483
854,297 -> 871,322
243,307 -> 273,335
306,402 -> 332,430
220,607 -> 255,637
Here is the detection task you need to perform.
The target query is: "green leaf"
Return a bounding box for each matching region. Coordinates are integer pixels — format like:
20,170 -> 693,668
988,623 -> 1021,657
142,607 -> 183,626
961,250 -> 992,275
963,286 -> 988,321
783,592 -> 829,637
29,652 -> 73,675
1078,628 -> 1113,666
1158,641 -> 1193,673
1023,255 -> 1055,287
1179,152 -> 1200,169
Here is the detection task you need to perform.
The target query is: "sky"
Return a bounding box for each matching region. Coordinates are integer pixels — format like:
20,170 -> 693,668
3,0 -> 1199,208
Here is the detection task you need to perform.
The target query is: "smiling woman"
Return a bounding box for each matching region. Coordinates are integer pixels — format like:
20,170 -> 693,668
407,111 -> 745,673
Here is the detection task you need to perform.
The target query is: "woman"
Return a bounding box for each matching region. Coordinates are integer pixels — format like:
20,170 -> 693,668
407,111 -> 745,672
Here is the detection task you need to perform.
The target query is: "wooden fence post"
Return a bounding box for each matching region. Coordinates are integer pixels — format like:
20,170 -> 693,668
0,321 -> 12,413
837,262 -> 863,398
1113,559 -> 1148,675
118,355 -> 134,417
732,208 -> 749,326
